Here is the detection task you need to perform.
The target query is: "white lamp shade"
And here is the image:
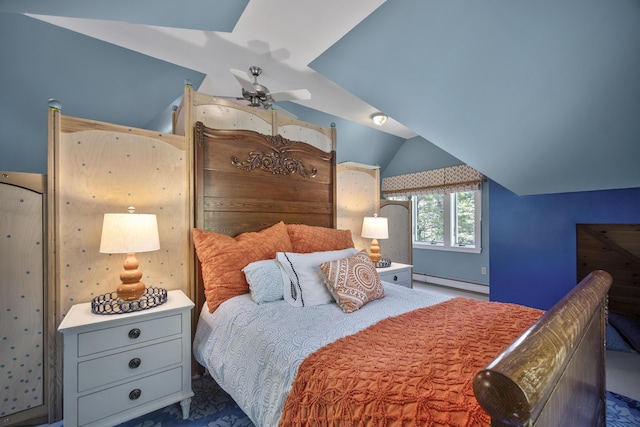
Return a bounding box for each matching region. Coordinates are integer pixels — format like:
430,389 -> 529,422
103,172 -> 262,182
361,216 -> 389,239
99,213 -> 160,254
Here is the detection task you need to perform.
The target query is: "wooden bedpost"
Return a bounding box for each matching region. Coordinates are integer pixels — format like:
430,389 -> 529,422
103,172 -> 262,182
473,270 -> 612,427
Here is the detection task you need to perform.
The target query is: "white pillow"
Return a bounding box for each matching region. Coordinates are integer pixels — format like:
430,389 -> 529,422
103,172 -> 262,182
277,248 -> 358,307
242,259 -> 284,304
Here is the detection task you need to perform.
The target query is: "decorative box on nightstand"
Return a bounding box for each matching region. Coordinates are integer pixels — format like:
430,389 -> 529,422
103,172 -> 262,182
57,290 -> 194,427
376,262 -> 413,288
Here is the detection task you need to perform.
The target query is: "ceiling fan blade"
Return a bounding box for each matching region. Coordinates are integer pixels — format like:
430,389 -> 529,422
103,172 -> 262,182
270,89 -> 311,102
230,69 -> 255,93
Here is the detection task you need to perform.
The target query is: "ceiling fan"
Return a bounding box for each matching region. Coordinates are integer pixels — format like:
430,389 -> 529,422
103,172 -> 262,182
230,66 -> 311,110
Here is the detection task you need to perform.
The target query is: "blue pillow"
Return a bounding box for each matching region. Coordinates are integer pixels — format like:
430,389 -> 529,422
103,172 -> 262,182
243,259 -> 285,304
608,312 -> 640,352
606,323 -> 632,353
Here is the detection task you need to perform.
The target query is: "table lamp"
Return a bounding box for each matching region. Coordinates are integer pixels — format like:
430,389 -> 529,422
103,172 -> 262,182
99,207 -> 160,301
361,214 -> 389,263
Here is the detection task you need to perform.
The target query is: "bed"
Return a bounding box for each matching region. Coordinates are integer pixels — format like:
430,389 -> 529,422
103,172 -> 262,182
190,120 -> 612,427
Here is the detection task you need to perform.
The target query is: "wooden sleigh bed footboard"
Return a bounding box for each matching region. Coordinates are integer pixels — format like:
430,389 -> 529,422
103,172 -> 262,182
474,270 -> 612,427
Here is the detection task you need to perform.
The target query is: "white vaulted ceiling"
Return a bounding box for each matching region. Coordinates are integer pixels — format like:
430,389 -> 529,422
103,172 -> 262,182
1,0 -> 639,195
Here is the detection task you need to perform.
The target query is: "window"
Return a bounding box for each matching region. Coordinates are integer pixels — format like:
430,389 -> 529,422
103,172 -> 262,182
412,190 -> 481,253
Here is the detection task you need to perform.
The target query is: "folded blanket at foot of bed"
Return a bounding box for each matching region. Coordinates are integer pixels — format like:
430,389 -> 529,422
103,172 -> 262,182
279,297 -> 544,427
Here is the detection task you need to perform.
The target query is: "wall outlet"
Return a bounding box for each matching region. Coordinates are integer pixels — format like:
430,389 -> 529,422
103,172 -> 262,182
481,267 -> 487,275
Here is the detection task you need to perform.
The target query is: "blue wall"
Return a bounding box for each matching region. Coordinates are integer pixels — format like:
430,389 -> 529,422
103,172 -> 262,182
490,183 -> 640,310
382,136 -> 463,178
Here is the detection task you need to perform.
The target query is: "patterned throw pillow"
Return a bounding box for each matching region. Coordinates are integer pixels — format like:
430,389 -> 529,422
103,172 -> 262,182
320,250 -> 385,313
286,224 -> 354,253
243,259 -> 285,304
193,222 -> 293,313
277,248 -> 358,307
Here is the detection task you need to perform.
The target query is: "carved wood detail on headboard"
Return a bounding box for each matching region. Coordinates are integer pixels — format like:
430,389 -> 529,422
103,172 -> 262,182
230,136 -> 319,179
195,121 -> 326,179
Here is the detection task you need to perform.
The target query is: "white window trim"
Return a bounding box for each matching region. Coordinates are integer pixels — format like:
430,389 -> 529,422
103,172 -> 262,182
412,191 -> 482,254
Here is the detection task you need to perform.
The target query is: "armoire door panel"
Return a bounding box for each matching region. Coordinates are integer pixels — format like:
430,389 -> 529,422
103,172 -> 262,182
0,172 -> 49,426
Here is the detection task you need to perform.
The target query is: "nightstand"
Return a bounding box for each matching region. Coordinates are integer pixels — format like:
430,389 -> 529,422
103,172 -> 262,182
376,262 -> 413,288
57,290 -> 194,427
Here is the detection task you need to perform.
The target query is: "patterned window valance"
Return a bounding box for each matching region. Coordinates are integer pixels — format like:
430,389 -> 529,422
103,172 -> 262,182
382,165 -> 485,197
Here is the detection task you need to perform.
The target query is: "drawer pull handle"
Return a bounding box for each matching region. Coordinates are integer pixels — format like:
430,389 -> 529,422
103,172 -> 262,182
129,358 -> 141,369
129,389 -> 142,400
128,328 -> 141,339
393,275 -> 398,281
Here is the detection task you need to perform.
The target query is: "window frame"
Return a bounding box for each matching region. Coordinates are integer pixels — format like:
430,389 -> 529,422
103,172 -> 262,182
412,190 -> 482,254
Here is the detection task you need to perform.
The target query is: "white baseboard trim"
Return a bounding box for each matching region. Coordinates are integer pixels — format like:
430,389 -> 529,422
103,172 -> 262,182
413,273 -> 489,295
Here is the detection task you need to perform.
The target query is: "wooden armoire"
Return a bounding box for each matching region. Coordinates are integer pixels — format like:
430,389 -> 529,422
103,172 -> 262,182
0,171 -> 53,426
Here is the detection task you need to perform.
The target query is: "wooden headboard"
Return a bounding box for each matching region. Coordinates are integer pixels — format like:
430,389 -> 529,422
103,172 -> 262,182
193,121 -> 337,312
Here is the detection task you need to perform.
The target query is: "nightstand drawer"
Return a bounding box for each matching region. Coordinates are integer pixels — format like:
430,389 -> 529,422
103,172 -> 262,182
378,269 -> 411,287
78,337 -> 183,391
77,314 -> 181,357
77,366 -> 183,426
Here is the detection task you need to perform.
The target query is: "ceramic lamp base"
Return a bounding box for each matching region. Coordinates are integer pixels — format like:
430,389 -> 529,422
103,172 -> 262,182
117,252 -> 146,301
368,238 -> 382,263
116,281 -> 146,301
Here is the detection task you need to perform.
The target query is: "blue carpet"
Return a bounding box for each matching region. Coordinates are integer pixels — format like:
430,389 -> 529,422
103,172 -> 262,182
607,390 -> 640,427
114,375 -> 640,426
115,375 -> 253,427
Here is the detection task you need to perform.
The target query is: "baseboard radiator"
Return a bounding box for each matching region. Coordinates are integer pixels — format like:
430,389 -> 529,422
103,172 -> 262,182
413,273 -> 490,295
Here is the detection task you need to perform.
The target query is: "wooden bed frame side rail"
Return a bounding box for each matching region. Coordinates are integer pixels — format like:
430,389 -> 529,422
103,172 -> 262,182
473,270 -> 612,427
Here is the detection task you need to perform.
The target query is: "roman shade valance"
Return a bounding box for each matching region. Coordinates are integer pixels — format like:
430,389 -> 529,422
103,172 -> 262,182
381,165 -> 484,197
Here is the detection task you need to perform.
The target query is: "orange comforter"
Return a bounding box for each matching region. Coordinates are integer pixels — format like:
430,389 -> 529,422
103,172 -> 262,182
280,297 -> 543,427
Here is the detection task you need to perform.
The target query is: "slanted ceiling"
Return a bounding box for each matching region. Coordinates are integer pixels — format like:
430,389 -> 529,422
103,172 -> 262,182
1,0 -> 639,195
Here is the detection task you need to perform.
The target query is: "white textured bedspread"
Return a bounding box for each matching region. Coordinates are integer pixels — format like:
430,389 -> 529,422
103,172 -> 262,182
193,283 -> 450,427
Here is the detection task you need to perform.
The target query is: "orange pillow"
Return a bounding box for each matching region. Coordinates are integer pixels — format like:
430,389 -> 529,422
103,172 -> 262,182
193,222 -> 293,312
286,223 -> 354,253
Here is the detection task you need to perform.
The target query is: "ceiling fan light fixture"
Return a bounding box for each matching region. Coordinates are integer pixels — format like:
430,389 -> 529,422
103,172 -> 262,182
372,113 -> 388,126
230,66 -> 311,110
